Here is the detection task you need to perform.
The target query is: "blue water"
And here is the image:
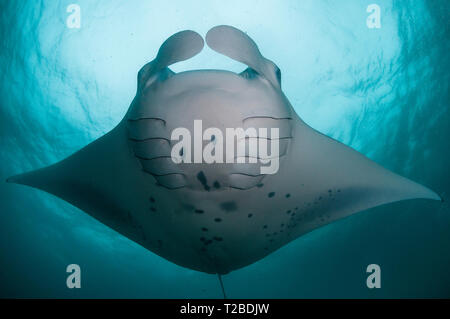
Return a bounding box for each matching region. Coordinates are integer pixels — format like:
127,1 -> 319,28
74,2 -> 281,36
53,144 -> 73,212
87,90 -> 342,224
0,0 -> 449,298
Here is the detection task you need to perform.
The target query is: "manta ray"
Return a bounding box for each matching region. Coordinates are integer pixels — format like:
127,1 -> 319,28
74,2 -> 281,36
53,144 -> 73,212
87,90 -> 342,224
8,26 -> 440,283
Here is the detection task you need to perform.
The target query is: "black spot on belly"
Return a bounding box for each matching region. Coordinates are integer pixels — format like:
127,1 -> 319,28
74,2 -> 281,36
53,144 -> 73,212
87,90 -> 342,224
213,236 -> 223,241
285,193 -> 291,198
195,209 -> 204,214
201,227 -> 208,232
220,201 -> 237,212
248,213 -> 253,218
213,181 -> 221,189
149,197 -> 155,203
214,218 -> 222,223
263,225 -> 268,229
197,171 -> 210,191
257,183 -> 264,188
268,192 -> 275,198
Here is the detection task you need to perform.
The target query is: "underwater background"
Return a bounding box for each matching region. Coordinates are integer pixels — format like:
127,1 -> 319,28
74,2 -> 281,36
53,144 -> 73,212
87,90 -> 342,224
0,0 -> 449,298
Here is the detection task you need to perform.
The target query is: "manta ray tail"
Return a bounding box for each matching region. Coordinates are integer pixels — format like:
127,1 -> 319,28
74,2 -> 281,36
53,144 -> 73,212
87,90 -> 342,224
217,274 -> 227,299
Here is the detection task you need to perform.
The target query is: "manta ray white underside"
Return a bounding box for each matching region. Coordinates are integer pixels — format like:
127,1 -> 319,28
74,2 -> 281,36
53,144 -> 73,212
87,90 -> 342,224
8,25 -> 440,275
